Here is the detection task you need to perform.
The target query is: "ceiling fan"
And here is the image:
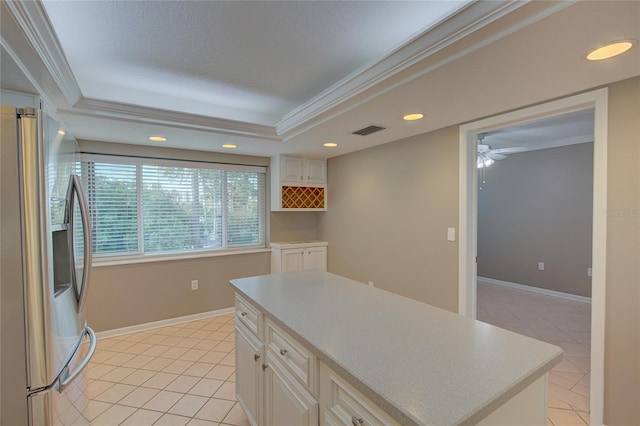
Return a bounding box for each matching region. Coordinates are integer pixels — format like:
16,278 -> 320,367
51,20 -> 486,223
477,133 -> 528,168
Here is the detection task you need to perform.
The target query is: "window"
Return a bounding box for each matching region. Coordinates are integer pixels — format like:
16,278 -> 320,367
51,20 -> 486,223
79,154 -> 266,260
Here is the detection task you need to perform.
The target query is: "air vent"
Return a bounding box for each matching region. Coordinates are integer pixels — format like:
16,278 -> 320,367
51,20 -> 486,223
352,125 -> 386,136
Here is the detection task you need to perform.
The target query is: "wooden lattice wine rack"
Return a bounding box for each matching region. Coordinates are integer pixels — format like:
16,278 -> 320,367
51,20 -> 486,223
281,186 -> 325,209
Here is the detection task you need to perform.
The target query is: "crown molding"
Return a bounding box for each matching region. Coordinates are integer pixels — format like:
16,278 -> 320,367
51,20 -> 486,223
275,1 -> 527,137
275,0 -> 577,140
3,0 -> 81,106
65,98 -> 281,141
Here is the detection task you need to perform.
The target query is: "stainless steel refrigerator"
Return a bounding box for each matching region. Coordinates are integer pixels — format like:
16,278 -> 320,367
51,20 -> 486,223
1,105 -> 96,425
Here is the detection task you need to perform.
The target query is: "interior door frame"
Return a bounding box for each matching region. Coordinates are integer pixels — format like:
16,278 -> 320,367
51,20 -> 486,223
458,88 -> 608,426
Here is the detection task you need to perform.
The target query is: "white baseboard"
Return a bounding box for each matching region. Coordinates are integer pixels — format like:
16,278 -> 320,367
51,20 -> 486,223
95,307 -> 235,340
477,277 -> 592,304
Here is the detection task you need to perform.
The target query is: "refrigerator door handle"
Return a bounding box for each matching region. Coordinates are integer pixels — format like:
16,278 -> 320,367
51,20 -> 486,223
58,325 -> 96,392
70,174 -> 92,313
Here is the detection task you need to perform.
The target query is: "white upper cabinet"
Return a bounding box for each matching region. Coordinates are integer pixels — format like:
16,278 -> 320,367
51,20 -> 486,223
277,155 -> 326,185
280,156 -> 305,182
304,158 -> 326,185
271,155 -> 327,211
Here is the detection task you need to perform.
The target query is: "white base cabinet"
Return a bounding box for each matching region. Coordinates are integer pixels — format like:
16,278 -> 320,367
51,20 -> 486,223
235,294 -> 320,426
264,359 -> 318,426
235,322 -> 262,426
320,363 -> 398,426
271,241 -> 327,274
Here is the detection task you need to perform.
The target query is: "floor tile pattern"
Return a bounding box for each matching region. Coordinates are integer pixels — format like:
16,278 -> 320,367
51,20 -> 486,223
86,313 -> 249,426
477,281 -> 592,425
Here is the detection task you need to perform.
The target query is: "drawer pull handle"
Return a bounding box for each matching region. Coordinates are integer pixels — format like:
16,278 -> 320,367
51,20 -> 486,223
279,349 -> 288,356
240,312 -> 247,317
254,353 -> 261,362
262,363 -> 268,371
351,417 -> 364,425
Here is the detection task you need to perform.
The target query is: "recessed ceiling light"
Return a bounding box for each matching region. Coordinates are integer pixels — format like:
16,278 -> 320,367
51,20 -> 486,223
403,113 -> 424,121
222,144 -> 237,149
57,129 -> 66,135
148,135 -> 167,142
324,142 -> 338,147
586,40 -> 634,61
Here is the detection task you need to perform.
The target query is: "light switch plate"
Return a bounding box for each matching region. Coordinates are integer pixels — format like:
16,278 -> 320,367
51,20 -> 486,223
447,228 -> 456,242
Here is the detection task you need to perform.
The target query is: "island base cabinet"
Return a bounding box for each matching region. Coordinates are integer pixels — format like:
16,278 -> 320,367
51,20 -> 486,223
320,363 -> 398,426
264,360 -> 318,426
235,322 -> 263,426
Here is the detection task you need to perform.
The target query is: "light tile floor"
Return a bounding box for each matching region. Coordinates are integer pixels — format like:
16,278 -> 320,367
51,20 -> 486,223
477,281 -> 592,426
86,313 -> 250,426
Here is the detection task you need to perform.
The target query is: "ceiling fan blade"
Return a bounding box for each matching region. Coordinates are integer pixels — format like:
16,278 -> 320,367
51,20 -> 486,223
488,153 -> 507,160
491,146 -> 528,154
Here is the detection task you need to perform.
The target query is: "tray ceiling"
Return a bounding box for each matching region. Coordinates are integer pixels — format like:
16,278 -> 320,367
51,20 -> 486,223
41,0 -> 468,125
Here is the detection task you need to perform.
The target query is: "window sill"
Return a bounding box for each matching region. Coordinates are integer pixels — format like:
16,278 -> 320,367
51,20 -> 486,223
92,247 -> 271,268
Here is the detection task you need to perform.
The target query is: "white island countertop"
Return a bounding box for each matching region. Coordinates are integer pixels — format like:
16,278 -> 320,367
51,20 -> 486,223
229,271 -> 563,425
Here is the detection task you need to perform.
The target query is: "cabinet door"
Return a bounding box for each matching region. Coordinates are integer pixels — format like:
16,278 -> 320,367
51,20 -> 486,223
305,247 -> 327,271
281,156 -> 304,182
281,249 -> 304,272
304,158 -> 326,184
235,323 -> 263,426
264,361 -> 318,426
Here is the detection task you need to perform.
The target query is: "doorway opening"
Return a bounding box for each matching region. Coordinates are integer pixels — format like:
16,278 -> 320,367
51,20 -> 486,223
476,109 -> 594,424
458,88 -> 608,426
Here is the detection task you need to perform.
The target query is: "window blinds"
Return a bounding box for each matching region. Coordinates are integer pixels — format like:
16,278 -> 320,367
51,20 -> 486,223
78,154 -> 266,258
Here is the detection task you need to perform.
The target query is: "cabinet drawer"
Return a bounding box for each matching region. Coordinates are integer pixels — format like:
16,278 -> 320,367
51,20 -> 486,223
235,294 -> 262,339
320,363 -> 398,426
266,320 -> 317,395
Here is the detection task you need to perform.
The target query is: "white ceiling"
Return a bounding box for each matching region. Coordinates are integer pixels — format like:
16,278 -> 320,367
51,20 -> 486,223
1,1 -> 639,159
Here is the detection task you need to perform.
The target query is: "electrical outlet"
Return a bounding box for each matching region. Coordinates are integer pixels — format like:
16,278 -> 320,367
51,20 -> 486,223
588,267 -> 592,277
538,262 -> 545,271
368,281 -> 374,287
191,280 -> 198,290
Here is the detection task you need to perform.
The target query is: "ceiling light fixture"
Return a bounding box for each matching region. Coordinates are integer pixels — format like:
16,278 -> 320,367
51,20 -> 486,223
586,40 -> 634,61
324,142 -> 338,147
403,113 -> 424,121
222,144 -> 237,149
477,155 -> 494,169
148,136 -> 167,142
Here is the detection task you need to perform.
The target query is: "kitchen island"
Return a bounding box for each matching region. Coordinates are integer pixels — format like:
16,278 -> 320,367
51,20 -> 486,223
230,271 -> 562,425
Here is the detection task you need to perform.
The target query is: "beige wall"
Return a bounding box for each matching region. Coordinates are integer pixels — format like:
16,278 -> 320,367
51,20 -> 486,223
477,143 -> 594,297
317,126 -> 460,311
319,77 -> 639,425
603,77 -> 639,425
270,211 -> 319,242
87,253 -> 270,332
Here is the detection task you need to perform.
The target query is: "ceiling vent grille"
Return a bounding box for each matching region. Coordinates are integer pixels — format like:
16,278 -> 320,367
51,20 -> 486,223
352,125 -> 386,136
